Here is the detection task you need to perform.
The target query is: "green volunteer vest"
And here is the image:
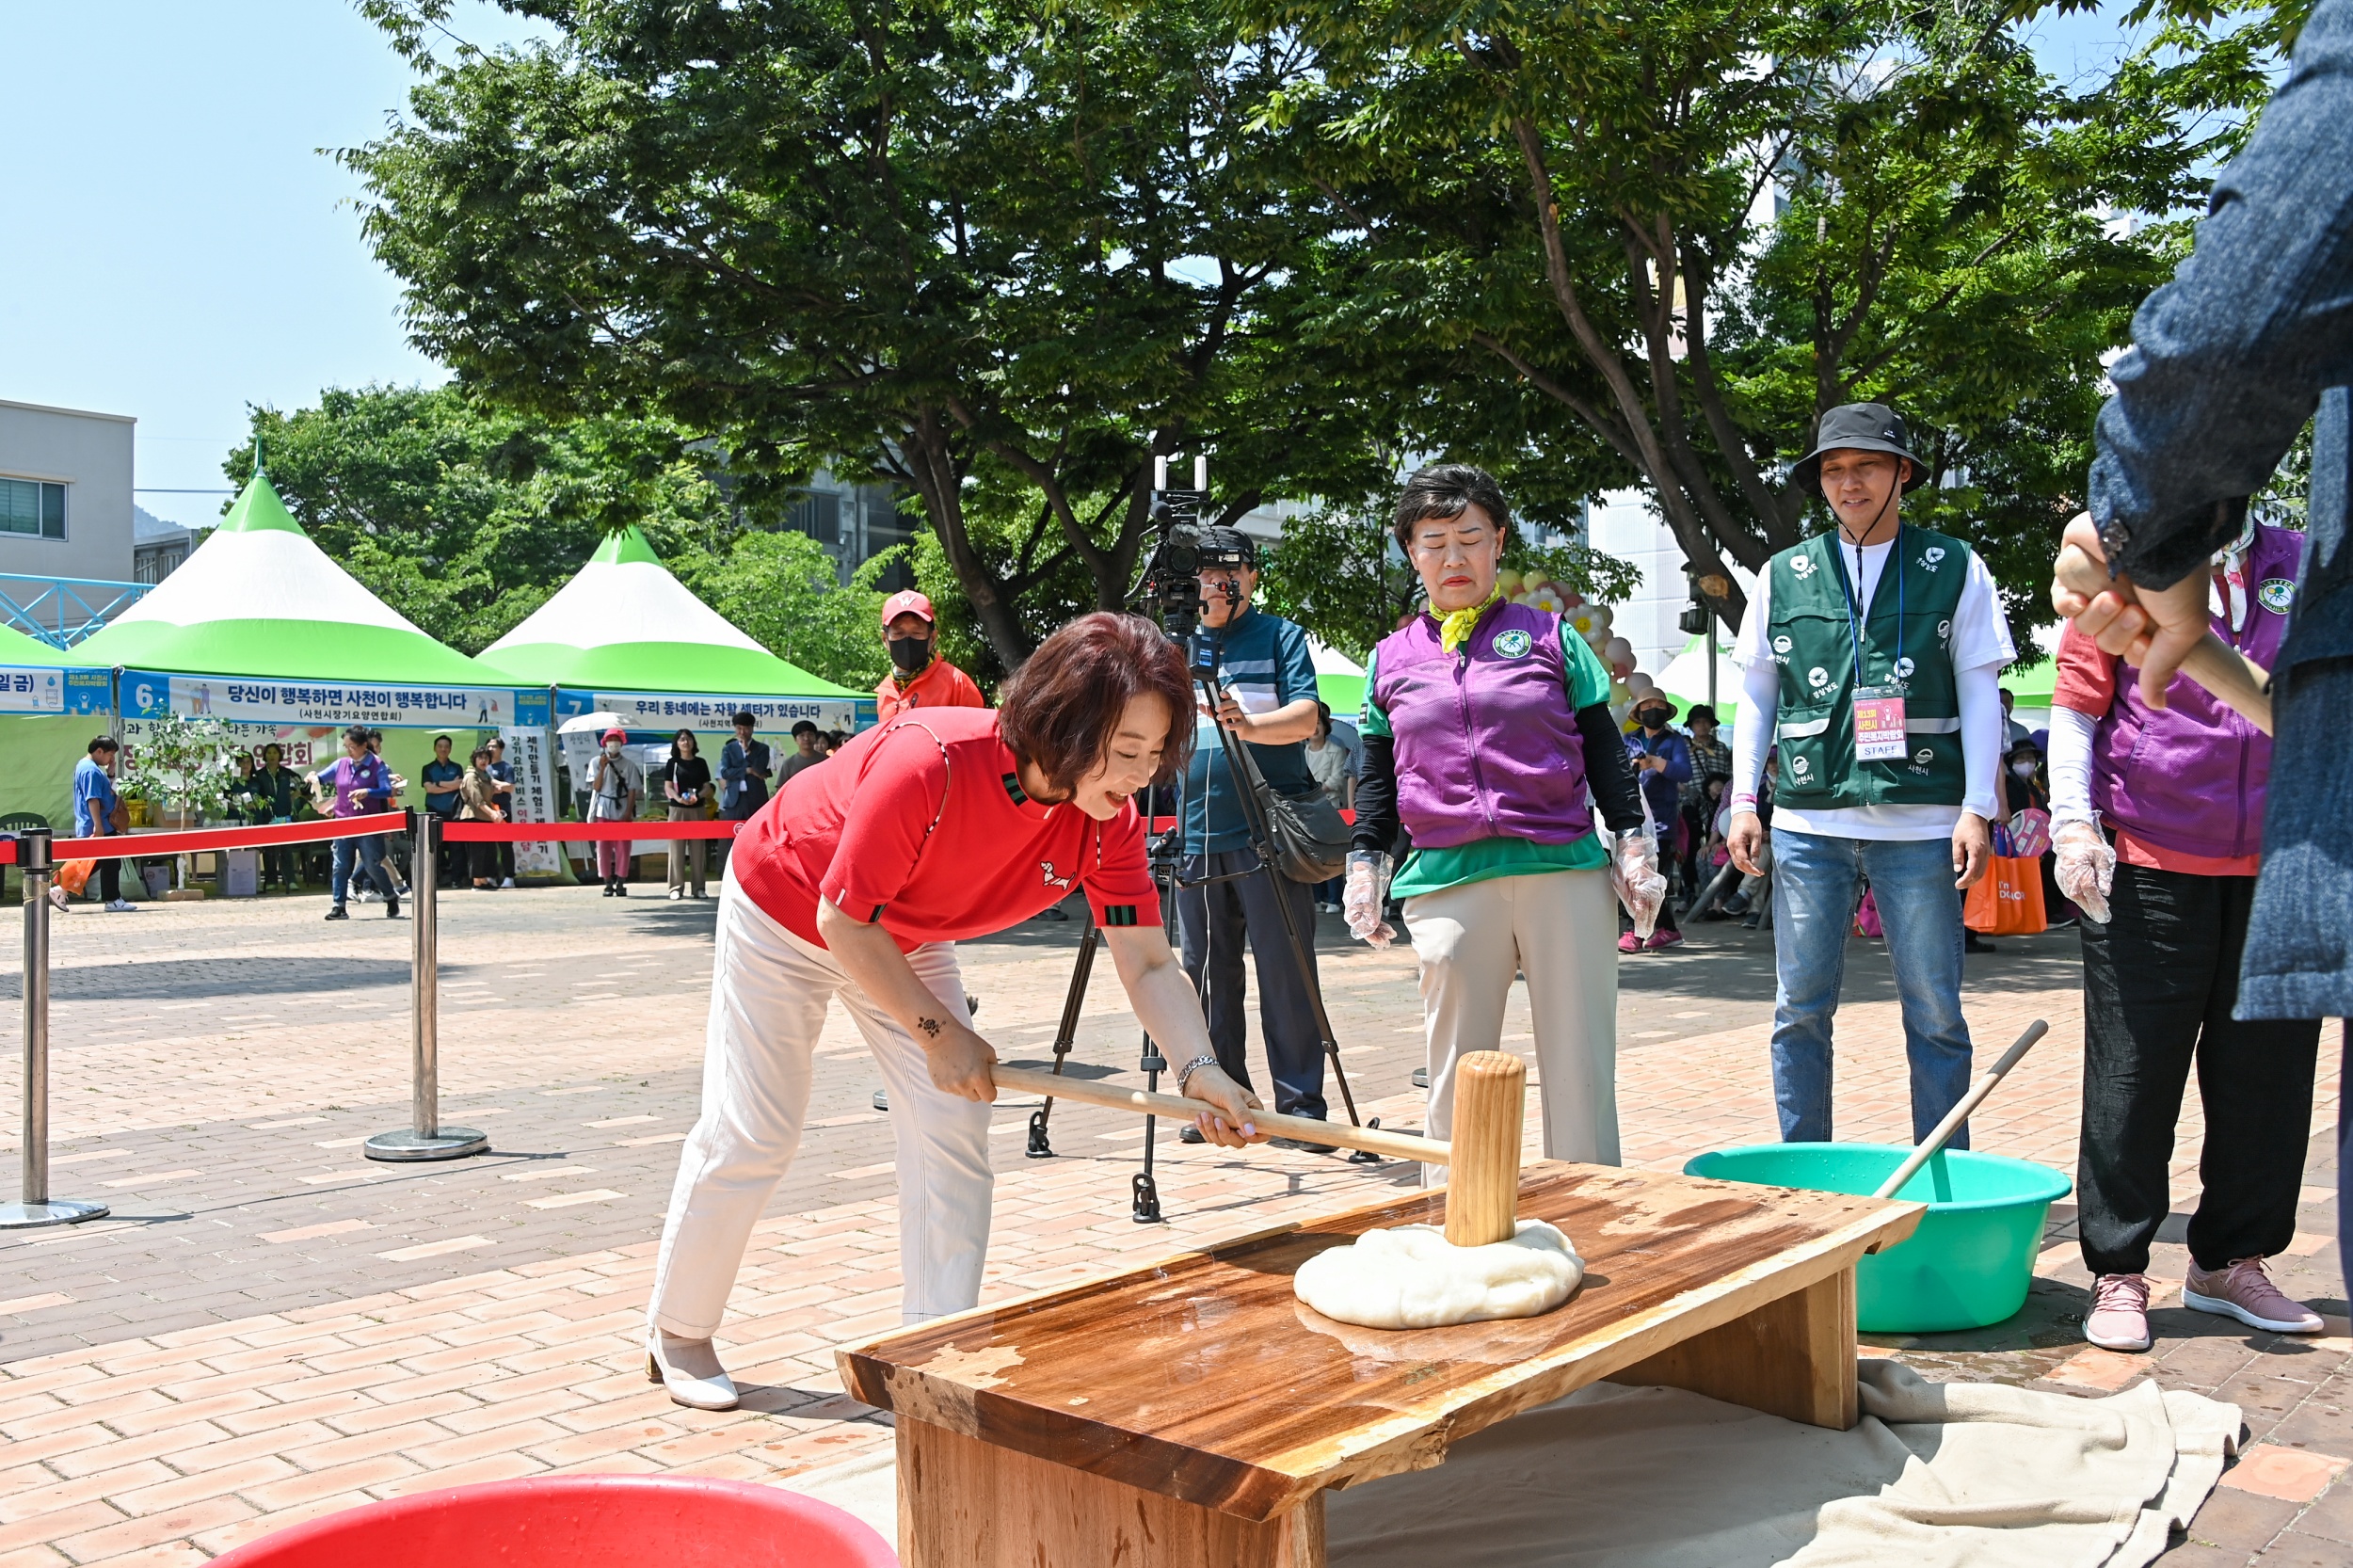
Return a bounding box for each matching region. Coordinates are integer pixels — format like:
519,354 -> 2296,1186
1765,526 -> 1970,809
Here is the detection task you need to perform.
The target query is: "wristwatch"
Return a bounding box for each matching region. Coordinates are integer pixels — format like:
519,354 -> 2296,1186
1175,1053 -> 1220,1095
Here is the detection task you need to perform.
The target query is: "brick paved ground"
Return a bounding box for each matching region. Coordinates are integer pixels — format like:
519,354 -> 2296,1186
0,886 -> 2344,1564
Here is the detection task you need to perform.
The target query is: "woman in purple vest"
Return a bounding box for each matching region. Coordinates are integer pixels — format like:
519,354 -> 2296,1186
1344,465 -> 1661,1167
2050,518 -> 2326,1353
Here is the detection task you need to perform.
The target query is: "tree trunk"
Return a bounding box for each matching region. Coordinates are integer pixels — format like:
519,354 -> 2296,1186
897,411 -> 1034,669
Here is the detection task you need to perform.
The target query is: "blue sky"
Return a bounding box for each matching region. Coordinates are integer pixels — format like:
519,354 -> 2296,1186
0,2 -> 548,531
1,3 -> 2153,539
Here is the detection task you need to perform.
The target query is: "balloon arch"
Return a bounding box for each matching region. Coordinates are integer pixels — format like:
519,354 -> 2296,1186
1495,568 -> 1659,727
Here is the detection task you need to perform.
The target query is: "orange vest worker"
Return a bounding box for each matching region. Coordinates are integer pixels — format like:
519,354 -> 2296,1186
874,589 -> 986,721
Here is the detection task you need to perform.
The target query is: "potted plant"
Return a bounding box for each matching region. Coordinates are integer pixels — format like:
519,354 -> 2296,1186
127,713 -> 235,831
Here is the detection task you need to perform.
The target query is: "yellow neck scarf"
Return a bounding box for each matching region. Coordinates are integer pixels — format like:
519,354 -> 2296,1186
1434,586 -> 1501,654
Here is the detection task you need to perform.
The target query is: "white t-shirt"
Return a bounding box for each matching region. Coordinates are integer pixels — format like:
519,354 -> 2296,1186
1731,532 -> 2014,840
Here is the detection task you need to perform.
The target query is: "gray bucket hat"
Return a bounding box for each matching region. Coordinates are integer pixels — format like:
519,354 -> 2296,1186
1790,403 -> 1930,497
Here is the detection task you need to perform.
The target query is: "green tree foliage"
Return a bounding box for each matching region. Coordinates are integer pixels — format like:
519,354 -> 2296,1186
229,386 -> 742,654
1245,0 -> 2250,633
682,536 -> 901,694
347,0 -> 1391,669
230,384 -> 895,691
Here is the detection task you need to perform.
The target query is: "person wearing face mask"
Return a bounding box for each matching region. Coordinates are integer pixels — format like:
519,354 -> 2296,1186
1727,404 -> 2017,1148
873,589 -> 985,722
1622,696 -> 1692,951
646,613 -> 1265,1410
585,727 -> 643,896
2005,738 -> 2049,815
2046,516 -> 2324,1354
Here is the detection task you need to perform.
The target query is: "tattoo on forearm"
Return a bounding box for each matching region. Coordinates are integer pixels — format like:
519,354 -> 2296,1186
917,1016 -> 942,1039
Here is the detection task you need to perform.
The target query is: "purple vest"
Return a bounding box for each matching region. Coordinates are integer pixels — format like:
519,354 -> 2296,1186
2092,523 -> 2301,860
1370,602 -> 1593,849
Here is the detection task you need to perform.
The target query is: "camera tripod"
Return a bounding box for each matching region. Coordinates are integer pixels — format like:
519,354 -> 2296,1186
1022,484 -> 1378,1222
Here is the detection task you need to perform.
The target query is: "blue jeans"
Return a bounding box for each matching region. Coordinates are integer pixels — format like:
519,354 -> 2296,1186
1768,827 -> 1973,1146
331,834 -> 394,907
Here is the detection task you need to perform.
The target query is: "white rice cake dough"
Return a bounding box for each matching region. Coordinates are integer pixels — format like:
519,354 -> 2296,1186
1292,1220 -> 1583,1330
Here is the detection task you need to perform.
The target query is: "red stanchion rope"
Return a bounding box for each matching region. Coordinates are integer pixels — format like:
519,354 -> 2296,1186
442,820 -> 742,842
48,812 -> 411,861
0,839 -> 17,866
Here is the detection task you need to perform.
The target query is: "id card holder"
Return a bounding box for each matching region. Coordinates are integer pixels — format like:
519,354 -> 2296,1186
1852,683 -> 1909,762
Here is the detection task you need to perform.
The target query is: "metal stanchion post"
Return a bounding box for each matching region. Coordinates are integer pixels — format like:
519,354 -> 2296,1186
1,828 -> 108,1228
366,812 -> 486,1161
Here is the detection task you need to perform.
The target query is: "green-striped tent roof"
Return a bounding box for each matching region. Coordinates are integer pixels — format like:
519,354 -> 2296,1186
481,525 -> 857,696
72,473 -> 502,684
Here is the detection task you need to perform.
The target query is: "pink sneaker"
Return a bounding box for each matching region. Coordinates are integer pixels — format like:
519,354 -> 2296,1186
2084,1272 -> 2152,1352
1618,932 -> 1641,953
1646,929 -> 1685,951
2184,1256 -> 2324,1334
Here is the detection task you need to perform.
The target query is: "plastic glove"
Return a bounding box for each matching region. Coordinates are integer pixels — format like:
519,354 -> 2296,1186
1344,850 -> 1396,949
1611,829 -> 1668,940
2052,819 -> 2115,925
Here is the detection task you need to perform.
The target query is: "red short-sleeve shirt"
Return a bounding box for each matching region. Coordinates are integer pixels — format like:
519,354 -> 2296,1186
731,706 -> 1160,951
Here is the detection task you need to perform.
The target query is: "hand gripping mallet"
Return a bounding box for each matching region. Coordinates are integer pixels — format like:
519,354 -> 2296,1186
2053,542 -> 2273,734
992,1049 -> 1530,1244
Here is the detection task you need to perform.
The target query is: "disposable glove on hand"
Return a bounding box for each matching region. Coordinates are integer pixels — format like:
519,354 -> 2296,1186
2052,820 -> 2115,925
1611,830 -> 1668,940
1344,850 -> 1396,949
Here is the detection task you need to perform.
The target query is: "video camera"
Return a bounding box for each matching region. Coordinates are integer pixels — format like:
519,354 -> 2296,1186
1133,455 -> 1246,680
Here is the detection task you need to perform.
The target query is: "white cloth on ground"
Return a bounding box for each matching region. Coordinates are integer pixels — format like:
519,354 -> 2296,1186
787,1360 -> 2239,1568
647,872 -> 991,1336
1324,1358 -> 2239,1568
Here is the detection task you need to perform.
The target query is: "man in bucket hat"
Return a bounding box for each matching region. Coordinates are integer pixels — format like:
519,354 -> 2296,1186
1727,403 -> 2018,1147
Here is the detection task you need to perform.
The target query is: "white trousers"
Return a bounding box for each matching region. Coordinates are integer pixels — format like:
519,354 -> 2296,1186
1406,868 -> 1621,1181
648,873 -> 993,1336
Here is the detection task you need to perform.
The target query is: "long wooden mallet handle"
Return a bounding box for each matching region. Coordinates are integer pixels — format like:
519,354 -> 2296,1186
1872,1019 -> 2049,1200
2053,547 -> 2272,733
989,1064 -> 1450,1166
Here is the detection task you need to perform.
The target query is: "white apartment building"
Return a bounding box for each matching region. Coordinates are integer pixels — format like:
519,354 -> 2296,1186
0,397 -> 136,592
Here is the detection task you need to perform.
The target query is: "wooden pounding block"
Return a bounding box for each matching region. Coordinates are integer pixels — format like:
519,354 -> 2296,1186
1613,1267 -> 1860,1428
840,1164 -> 1925,1568
1443,1049 -> 1524,1246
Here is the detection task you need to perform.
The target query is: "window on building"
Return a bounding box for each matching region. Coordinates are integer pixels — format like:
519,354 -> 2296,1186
0,478 -> 66,539
788,490 -> 841,543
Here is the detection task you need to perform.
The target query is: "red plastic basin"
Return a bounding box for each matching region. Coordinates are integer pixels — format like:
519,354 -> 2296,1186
207,1474 -> 896,1568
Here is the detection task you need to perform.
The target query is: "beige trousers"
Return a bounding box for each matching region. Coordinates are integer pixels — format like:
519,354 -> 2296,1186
1405,868 -> 1620,1180
648,875 -> 990,1335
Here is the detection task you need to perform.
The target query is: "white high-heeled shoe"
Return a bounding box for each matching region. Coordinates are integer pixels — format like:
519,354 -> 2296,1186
647,1331 -> 739,1411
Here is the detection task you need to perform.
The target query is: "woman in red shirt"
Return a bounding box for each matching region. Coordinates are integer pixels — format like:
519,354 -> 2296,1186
647,613 -> 1266,1409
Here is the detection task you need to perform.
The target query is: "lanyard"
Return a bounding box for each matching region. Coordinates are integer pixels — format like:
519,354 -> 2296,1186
1827,525 -> 1904,684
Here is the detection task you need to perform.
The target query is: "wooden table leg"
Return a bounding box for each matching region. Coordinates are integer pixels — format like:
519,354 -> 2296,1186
1611,1264 -> 1861,1430
897,1417 -> 1325,1568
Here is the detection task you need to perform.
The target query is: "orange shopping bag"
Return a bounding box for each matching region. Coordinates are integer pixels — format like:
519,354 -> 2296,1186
56,859 -> 95,898
1964,854 -> 2047,936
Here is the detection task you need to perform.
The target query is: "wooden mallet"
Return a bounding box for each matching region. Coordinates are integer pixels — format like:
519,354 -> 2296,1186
991,1050 -> 1529,1248
2054,530 -> 2273,734
988,1064 -> 1449,1165
1442,1051 -> 1525,1246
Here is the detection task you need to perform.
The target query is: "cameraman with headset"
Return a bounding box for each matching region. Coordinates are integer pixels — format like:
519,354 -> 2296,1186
1173,527 -> 1336,1150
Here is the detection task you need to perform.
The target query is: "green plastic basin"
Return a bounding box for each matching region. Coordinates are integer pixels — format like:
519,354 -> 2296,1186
1683,1143 -> 2072,1333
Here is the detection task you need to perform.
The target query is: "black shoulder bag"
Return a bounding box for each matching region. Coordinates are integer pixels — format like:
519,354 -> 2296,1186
1227,736 -> 1352,884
